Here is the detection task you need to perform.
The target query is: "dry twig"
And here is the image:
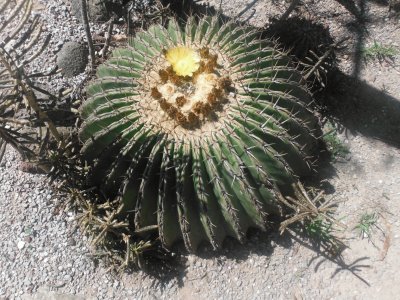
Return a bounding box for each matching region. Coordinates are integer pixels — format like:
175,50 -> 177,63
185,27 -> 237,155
80,0 -> 96,70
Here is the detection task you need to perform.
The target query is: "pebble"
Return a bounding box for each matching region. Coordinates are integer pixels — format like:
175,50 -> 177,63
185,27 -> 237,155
64,275 -> 72,281
67,238 -> 77,246
17,241 -> 25,250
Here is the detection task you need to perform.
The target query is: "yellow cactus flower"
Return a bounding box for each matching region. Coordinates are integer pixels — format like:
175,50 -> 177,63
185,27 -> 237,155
165,47 -> 201,77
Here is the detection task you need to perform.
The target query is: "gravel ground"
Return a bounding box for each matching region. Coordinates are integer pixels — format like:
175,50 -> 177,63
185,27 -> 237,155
21,0 -> 105,96
1,0 -> 400,299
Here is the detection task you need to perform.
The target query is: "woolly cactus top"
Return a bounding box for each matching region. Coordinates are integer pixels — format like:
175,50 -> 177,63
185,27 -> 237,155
139,41 -> 234,140
79,16 -> 320,251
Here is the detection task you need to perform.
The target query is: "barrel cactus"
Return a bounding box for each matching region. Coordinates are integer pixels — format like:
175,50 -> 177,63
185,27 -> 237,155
79,16 -> 320,251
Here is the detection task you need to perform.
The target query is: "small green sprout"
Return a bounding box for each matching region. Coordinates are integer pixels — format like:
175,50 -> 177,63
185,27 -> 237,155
305,216 -> 334,242
362,41 -> 398,61
322,122 -> 349,160
304,216 -> 345,256
354,212 -> 378,239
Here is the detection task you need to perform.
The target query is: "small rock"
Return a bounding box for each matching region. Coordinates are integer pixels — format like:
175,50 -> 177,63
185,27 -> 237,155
64,274 -> 72,281
70,0 -> 115,22
17,241 -> 25,250
67,238 -> 77,246
56,40 -> 64,49
57,42 -> 88,77
187,255 -> 196,264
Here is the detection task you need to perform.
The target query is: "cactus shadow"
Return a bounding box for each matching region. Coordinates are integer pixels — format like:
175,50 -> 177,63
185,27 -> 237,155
195,223 -> 294,262
160,0 -> 259,24
318,70 -> 400,148
289,231 -> 372,286
137,223 -> 294,284
160,0 -> 220,19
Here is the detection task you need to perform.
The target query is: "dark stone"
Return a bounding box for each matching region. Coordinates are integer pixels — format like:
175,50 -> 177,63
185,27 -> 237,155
67,237 -> 77,246
57,42 -> 88,77
390,0 -> 400,12
70,0 -> 109,22
69,0 -> 127,22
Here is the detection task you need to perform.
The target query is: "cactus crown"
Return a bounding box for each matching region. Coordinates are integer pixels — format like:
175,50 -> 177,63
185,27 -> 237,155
134,39 -> 234,141
79,16 -> 320,251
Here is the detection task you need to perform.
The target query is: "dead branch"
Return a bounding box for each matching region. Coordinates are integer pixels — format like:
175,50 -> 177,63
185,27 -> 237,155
280,0 -> 301,21
102,17 -> 114,59
80,0 -> 96,70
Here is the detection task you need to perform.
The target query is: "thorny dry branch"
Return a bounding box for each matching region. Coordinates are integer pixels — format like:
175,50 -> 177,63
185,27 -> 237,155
279,181 -> 346,234
0,0 -> 63,162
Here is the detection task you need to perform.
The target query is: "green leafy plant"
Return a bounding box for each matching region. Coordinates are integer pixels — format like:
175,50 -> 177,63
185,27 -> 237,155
354,212 -> 377,240
304,216 -> 335,247
304,215 -> 345,256
79,16 -> 322,252
305,216 -> 335,243
362,41 -> 398,62
322,122 -> 349,160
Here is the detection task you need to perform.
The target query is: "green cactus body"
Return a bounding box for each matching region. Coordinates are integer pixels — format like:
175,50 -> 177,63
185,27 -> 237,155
79,16 -> 320,251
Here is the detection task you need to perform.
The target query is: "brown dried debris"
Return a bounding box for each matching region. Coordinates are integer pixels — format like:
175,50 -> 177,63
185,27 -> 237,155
192,102 -> 204,115
159,98 -> 170,110
204,54 -> 218,73
187,112 -> 199,124
199,47 -> 210,58
151,87 -> 162,99
175,96 -> 187,107
159,69 -> 169,83
175,111 -> 187,125
207,93 -> 218,106
166,106 -> 178,118
218,77 -> 232,90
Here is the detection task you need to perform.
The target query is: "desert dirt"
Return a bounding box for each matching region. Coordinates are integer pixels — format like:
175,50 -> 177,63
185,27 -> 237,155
1,0 -> 400,299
